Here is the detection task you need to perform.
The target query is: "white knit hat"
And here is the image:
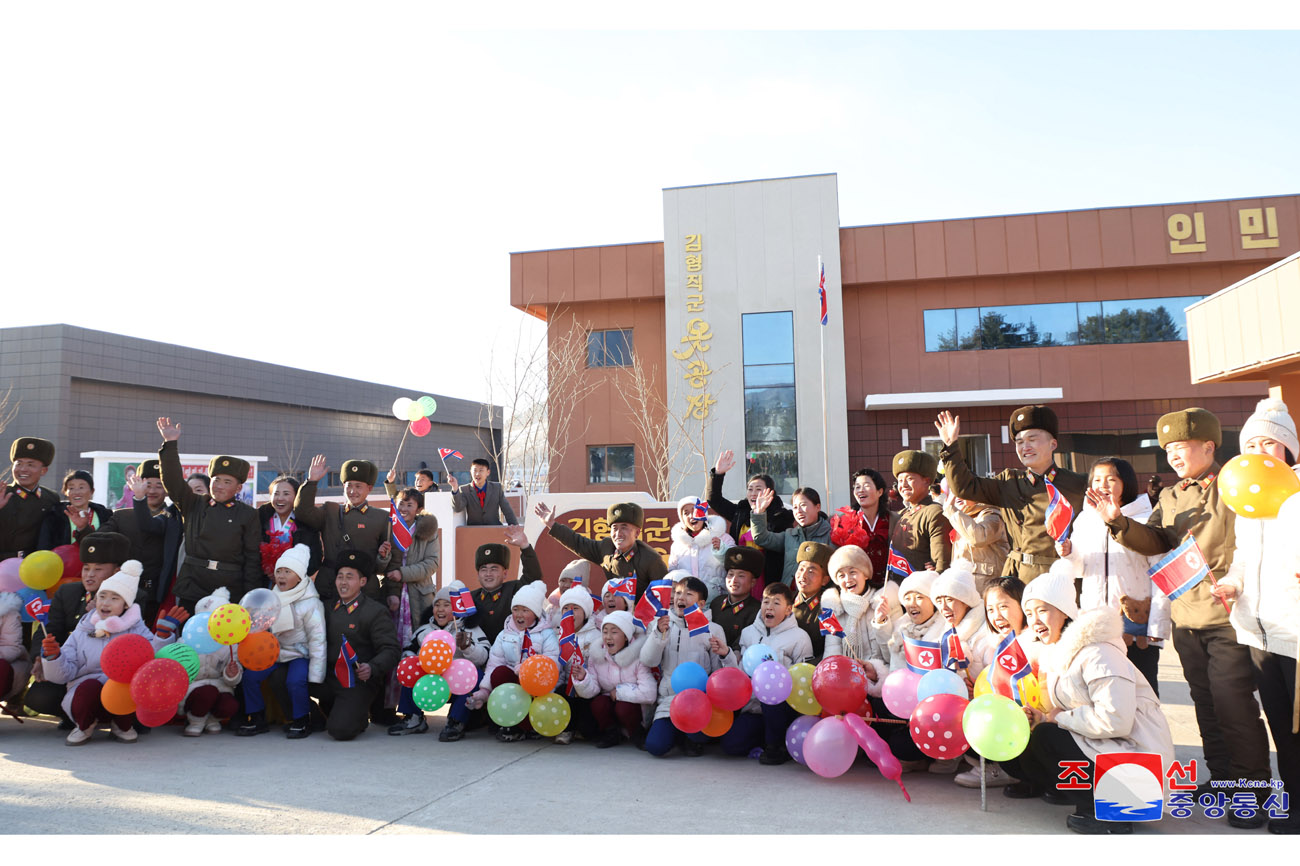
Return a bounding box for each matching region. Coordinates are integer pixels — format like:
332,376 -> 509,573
195,585 -> 231,615
558,559 -> 589,585
559,584 -> 594,621
602,610 -> 636,643
275,544 -> 311,581
1239,398 -> 1299,458
434,579 -> 466,604
898,568 -> 938,602
97,560 -> 143,607
511,581 -> 547,620
930,563 -> 980,609
1023,561 -> 1080,620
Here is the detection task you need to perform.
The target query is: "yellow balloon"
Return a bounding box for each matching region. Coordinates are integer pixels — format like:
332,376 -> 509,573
528,693 -> 571,737
1018,672 -> 1046,711
973,666 -> 992,698
19,550 -> 63,591
1218,454 -> 1300,519
785,663 -> 822,715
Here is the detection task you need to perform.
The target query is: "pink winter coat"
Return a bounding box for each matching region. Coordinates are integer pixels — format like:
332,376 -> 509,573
572,633 -> 654,703
44,604 -> 173,717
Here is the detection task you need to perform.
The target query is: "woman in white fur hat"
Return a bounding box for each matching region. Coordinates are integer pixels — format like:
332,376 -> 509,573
39,561 -> 181,745
820,544 -> 899,688
667,497 -> 734,602
1002,567 -> 1174,835
180,586 -> 243,737
1211,397 -> 1300,834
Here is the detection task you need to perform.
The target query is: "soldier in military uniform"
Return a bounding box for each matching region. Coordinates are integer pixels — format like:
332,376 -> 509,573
1097,408 -> 1272,828
311,549 -> 400,741
0,437 -> 61,561
157,417 -> 262,613
536,501 -> 668,598
709,546 -> 763,651
935,405 -> 1085,582
103,459 -> 181,625
790,541 -> 834,658
467,525 -> 543,645
24,531 -> 130,725
890,450 -> 952,575
295,454 -> 392,604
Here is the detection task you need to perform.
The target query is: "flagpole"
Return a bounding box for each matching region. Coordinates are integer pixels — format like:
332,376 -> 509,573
818,254 -> 832,508
392,423 -> 411,472
439,455 -> 451,483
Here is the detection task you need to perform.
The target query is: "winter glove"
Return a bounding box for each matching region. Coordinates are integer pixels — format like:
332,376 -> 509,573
1119,595 -> 1150,625
41,635 -> 60,659
154,605 -> 190,640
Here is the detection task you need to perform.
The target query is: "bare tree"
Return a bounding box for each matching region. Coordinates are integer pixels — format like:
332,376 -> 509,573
274,419 -> 309,479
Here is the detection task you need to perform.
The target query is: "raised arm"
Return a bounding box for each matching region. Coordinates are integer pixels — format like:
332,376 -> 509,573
706,450 -> 741,523
157,418 -> 198,515
293,455 -> 328,529
535,502 -> 605,565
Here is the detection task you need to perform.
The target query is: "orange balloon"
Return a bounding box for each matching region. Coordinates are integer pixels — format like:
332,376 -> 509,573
419,639 -> 453,675
702,706 -> 733,737
100,678 -> 136,716
518,655 -> 559,697
1218,454 -> 1300,519
237,632 -> 281,672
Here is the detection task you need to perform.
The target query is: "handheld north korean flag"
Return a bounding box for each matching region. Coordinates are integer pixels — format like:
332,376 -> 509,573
887,546 -> 913,580
903,635 -> 942,674
1044,480 -> 1074,544
609,577 -> 636,602
335,637 -> 358,688
989,631 -> 1032,703
1148,535 -> 1214,603
389,499 -> 415,554
940,627 -> 969,672
25,595 -> 50,637
451,586 -> 477,618
818,607 -> 845,638
682,603 -> 710,637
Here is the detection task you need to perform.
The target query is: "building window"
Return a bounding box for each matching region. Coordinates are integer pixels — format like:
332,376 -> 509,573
923,296 -> 1205,352
588,445 -> 634,484
920,434 -> 991,477
587,328 -> 633,367
741,311 -> 798,494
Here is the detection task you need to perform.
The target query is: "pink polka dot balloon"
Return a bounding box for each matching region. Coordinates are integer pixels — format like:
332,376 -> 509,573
422,629 -> 457,650
908,692 -> 970,760
207,603 -> 251,646
444,658 -> 479,696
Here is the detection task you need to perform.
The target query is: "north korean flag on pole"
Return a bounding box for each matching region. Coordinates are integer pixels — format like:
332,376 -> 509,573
450,586 -> 476,618
940,627 -> 969,672
1044,480 -> 1074,544
903,635 -> 942,674
334,637 -> 358,688
989,631 -> 1032,703
887,546 -> 913,580
1148,534 -> 1212,601
817,258 -> 828,326
389,499 -> 414,554
609,577 -> 636,602
559,609 -> 579,665
682,604 -> 710,638
438,448 -> 464,461
818,607 -> 845,638
24,595 -> 50,626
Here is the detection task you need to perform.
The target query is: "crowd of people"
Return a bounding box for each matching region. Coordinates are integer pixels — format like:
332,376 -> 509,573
1,400 -> 1298,835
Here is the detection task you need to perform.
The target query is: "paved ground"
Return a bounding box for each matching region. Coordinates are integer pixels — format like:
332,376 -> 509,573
0,644 -> 1281,835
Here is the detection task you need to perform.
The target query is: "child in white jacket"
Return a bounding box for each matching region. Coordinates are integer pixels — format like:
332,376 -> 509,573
875,569 -> 946,770
239,544 -> 325,739
181,586 -> 243,736
575,610 -> 655,749
1057,457 -> 1167,695
928,563 -> 993,775
555,585 -> 616,744
667,498 -> 734,602
472,581 -> 559,742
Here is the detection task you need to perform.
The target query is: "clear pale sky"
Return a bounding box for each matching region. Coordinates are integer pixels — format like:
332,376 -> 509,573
4,9 -> 1298,407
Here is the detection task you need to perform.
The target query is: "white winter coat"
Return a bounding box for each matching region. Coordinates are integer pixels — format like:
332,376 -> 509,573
886,612 -> 947,675
639,607 -> 728,720
44,605 -> 173,718
271,577 -> 328,683
575,633 -> 654,703
413,617 -> 490,668
473,618 -> 560,705
1064,497 -> 1170,641
1220,489 -> 1300,660
0,593 -> 31,700
819,583 -> 899,693
667,516 -> 734,602
1041,607 -> 1175,766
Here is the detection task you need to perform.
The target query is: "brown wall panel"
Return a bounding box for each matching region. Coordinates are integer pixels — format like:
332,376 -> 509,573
914,221 -> 947,280
1004,214 -> 1040,273
974,217 -> 1009,275
944,219 -> 978,278
546,249 -> 575,303
1066,210 -> 1103,270
1098,208 -> 1136,269
599,245 -> 629,300
572,247 -> 602,303
1036,212 -> 1072,272
883,223 -> 918,281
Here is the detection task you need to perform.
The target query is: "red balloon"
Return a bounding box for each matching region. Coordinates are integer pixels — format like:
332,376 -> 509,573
396,656 -> 426,688
909,693 -> 970,760
811,656 -> 869,716
410,417 -> 431,437
669,689 -> 713,734
129,658 -> 190,714
100,634 -> 155,683
852,697 -> 875,721
135,706 -> 176,728
705,667 -> 752,712
52,544 -> 82,582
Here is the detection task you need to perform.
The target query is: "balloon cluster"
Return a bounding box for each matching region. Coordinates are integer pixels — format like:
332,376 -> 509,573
666,663 -> 748,738
880,666 -> 1032,767
391,395 -> 439,438
395,630 -> 480,718
0,546 -> 84,621
483,654 -> 571,737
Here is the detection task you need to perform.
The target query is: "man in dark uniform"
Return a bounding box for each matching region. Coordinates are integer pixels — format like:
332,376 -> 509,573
709,546 -> 763,652
536,501 -> 668,598
791,541 -> 834,659
25,531 -> 130,724
467,525 -> 543,645
295,453 -> 391,604
0,437 -> 61,560
310,549 -> 400,741
104,459 -> 180,625
935,405 -> 1085,583
890,450 -> 952,574
1100,408 -> 1272,829
157,417 -> 262,612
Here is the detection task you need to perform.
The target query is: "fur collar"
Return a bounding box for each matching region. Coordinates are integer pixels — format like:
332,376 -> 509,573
85,603 -> 143,637
0,591 -> 22,618
411,513 -> 439,542
1044,607 -> 1124,672
671,522 -> 714,549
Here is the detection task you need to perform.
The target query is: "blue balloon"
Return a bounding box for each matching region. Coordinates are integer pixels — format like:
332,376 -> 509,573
670,661 -> 708,694
917,668 -> 968,701
741,643 -> 775,676
181,611 -> 221,655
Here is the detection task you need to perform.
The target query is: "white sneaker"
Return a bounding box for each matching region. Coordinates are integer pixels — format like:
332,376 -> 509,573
554,730 -> 574,745
204,716 -> 223,734
111,722 -> 138,743
928,757 -> 961,774
184,714 -> 205,737
66,726 -> 93,746
955,761 -> 1019,788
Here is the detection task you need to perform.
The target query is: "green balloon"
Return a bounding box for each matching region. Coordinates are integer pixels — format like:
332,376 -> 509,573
156,643 -> 200,681
417,396 -> 437,416
487,682 -> 530,727
412,674 -> 450,712
962,694 -> 1031,762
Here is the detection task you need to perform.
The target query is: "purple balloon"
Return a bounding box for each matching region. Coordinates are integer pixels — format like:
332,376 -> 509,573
803,716 -> 858,778
752,659 -> 793,706
881,668 -> 921,718
785,713 -> 818,766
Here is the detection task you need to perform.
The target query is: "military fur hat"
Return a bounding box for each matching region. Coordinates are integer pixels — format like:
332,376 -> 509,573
475,542 -> 510,571
1156,407 -> 1222,448
892,449 -> 938,480
10,437 -> 54,466
136,458 -> 161,479
80,531 -> 131,565
1009,405 -> 1059,439
723,546 -> 765,579
340,459 -> 378,487
796,541 -> 833,571
337,548 -> 375,579
606,502 -> 644,528
207,455 -> 250,484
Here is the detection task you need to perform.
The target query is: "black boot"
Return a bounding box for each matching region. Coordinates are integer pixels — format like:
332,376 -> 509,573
439,718 -> 466,742
286,716 -> 312,739
596,727 -> 622,749
235,711 -> 269,737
